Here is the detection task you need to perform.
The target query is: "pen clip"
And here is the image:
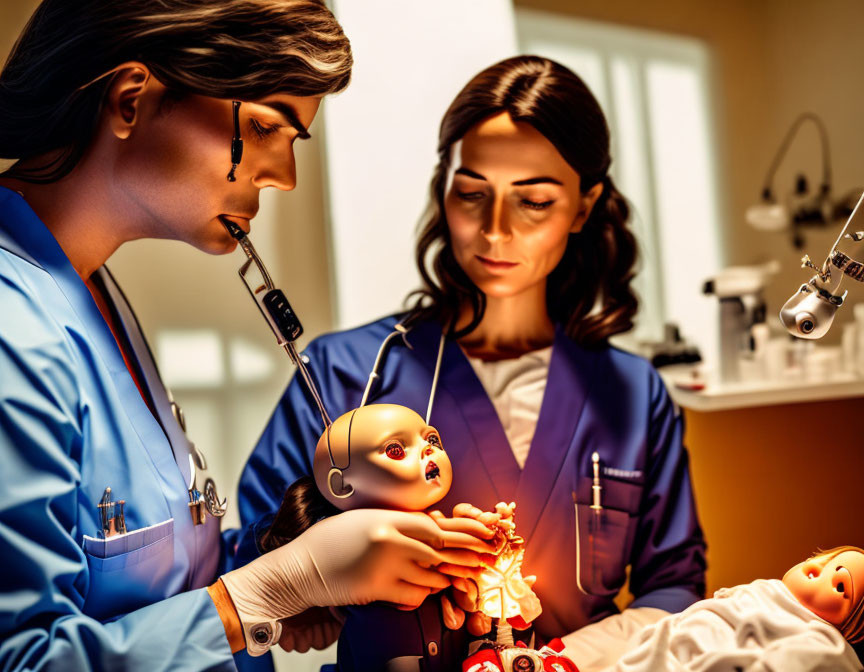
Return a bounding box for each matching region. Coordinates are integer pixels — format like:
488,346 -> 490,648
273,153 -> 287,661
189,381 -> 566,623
591,452 -> 602,511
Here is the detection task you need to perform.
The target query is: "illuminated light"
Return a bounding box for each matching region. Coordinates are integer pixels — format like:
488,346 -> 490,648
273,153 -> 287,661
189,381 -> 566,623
475,505 -> 542,624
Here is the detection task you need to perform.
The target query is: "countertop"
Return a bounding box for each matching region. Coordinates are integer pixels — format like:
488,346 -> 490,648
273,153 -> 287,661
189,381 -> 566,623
659,364 -> 864,411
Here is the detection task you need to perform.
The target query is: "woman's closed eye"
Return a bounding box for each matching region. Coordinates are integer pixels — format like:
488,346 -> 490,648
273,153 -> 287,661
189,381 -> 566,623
456,190 -> 485,203
249,118 -> 282,139
520,198 -> 555,210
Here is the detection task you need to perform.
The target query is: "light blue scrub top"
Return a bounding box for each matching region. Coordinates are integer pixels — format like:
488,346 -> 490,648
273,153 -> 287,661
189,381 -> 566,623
0,187 -> 237,670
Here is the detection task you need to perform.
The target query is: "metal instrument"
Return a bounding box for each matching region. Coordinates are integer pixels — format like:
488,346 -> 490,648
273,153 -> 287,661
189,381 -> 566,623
780,190 -> 864,339
97,487 -> 127,538
591,451 -> 603,513
221,217 -> 332,428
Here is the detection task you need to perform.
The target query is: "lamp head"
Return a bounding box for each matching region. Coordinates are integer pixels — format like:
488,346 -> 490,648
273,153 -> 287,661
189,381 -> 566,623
779,277 -> 845,339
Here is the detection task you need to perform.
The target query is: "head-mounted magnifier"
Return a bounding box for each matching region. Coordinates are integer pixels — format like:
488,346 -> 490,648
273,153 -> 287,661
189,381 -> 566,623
780,190 -> 864,339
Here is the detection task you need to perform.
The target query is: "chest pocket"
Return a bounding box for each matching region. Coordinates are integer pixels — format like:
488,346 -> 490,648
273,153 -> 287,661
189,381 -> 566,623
82,518 -> 175,621
573,477 -> 642,597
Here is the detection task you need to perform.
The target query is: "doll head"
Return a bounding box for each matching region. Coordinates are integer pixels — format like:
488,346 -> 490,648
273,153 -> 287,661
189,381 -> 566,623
782,545 -> 864,644
313,404 -> 452,511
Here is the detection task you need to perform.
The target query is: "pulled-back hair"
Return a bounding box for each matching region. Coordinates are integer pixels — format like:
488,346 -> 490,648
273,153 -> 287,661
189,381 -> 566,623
406,55 -> 637,346
0,0 -> 352,183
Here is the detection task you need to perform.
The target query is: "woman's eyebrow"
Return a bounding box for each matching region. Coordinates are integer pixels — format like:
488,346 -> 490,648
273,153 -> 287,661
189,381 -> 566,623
512,176 -> 563,186
454,168 -> 563,187
455,167 -> 486,181
261,101 -> 311,139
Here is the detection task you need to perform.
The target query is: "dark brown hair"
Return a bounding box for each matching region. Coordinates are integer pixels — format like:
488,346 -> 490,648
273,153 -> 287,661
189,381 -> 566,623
258,476 -> 338,553
0,0 -> 352,183
406,55 -> 637,346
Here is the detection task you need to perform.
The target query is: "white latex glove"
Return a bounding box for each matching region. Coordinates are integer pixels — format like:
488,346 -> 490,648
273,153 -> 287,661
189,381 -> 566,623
221,508 -> 491,655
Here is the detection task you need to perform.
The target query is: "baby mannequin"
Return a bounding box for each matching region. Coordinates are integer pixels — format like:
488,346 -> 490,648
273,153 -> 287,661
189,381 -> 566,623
261,403 -> 544,669
593,546 -> 864,672
782,545 -> 864,643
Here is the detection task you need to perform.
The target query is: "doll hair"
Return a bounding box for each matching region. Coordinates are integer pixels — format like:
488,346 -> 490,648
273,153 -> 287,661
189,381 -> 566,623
406,55 -> 637,346
811,545 -> 864,644
258,475 -> 339,553
0,0 -> 351,183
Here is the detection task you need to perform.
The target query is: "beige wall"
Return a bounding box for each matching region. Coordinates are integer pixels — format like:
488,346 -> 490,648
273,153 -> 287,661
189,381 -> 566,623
0,2 -> 35,59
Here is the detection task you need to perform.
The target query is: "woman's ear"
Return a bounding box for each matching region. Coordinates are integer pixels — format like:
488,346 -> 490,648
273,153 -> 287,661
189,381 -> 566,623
103,62 -> 153,140
570,181 -> 604,234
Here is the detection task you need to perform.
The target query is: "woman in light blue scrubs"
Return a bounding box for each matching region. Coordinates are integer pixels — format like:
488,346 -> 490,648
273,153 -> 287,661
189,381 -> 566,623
0,2 -> 492,669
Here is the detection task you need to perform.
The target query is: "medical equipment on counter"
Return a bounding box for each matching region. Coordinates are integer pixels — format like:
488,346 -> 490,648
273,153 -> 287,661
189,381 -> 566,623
638,323 -> 702,369
780,190 -> 864,339
745,112 -> 860,249
704,262 -> 778,382
221,217 -> 332,428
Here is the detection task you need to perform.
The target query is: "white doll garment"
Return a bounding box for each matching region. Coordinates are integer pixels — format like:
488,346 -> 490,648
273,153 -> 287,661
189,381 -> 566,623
607,579 -> 862,672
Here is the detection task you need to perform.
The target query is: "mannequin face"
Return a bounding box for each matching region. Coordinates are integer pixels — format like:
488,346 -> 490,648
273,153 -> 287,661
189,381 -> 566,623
313,404 -> 452,511
783,549 -> 864,626
443,111 -> 603,300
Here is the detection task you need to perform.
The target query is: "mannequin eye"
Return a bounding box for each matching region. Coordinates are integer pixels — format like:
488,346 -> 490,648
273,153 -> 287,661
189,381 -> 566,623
385,442 -> 405,460
427,433 -> 442,449
836,582 -> 845,594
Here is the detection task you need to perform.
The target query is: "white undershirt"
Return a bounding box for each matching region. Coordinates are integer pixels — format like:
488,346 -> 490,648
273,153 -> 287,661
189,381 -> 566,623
465,346 -> 553,469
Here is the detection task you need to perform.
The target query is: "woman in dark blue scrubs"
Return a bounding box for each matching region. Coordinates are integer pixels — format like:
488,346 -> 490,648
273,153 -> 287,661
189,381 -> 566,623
238,55 -> 707,670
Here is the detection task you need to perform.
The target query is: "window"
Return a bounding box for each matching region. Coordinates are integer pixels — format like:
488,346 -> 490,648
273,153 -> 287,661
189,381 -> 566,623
518,10 -> 724,361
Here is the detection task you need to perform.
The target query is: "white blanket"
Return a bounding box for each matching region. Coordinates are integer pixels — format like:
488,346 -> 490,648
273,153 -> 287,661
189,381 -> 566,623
608,579 -> 862,672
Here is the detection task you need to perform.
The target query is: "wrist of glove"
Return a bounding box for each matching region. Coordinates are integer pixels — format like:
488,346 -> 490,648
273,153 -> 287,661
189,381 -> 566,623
221,540 -> 324,655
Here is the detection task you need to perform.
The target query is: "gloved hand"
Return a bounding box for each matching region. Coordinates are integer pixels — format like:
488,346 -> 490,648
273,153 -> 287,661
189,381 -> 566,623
220,508 -> 491,655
